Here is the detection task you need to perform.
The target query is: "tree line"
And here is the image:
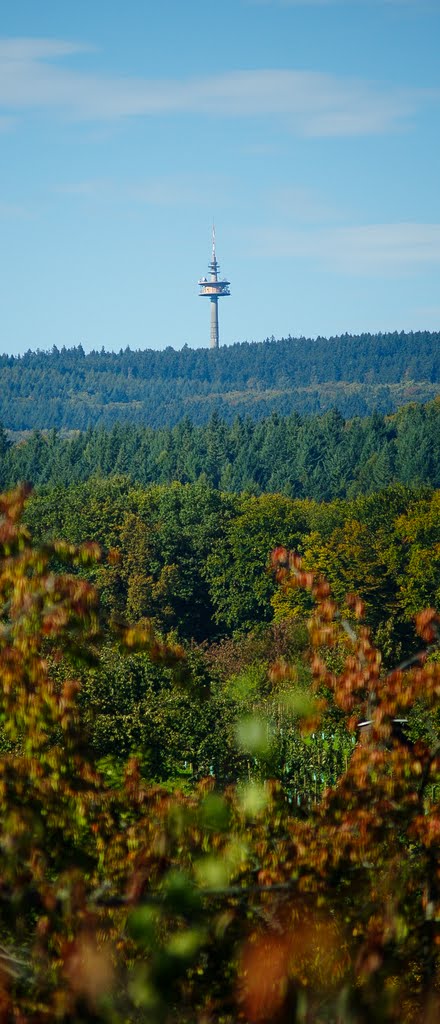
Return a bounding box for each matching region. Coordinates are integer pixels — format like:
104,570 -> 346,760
0,330 -> 439,429
2,397 -> 440,500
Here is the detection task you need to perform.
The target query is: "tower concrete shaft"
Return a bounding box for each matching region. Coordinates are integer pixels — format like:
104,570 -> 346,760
210,295 -> 219,349
198,226 -> 230,350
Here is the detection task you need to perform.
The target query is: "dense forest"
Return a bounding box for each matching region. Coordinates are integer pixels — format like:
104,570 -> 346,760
21,475 -> 439,656
1,329 -> 440,430
2,333 -> 440,1021
1,473 -> 440,1021
2,397 -> 440,500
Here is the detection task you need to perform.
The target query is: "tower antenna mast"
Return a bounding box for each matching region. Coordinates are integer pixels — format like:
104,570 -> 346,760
198,226 -> 230,349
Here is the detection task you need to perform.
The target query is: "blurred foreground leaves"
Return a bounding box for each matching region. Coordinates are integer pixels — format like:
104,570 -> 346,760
0,487 -> 439,1021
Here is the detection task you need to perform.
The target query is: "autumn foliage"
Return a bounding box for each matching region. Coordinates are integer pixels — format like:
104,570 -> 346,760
0,488 -> 439,1022
0,486 -> 184,1020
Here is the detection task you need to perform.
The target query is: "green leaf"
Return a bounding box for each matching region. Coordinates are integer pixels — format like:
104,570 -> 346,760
194,855 -> 230,890
166,927 -> 205,960
127,905 -> 161,949
235,715 -> 272,756
162,870 -> 202,916
238,780 -> 269,818
198,793 -> 231,832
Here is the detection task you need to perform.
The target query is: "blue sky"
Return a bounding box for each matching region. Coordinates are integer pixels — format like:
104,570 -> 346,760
1,0 -> 439,354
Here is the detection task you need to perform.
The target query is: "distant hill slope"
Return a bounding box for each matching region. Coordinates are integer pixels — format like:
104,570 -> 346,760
1,330 -> 439,430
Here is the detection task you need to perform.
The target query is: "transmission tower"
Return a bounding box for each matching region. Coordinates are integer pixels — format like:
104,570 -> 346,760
198,226 -> 230,349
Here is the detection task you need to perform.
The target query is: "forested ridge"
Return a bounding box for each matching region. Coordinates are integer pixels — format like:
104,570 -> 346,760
1,329 -> 440,429
2,396 -> 440,500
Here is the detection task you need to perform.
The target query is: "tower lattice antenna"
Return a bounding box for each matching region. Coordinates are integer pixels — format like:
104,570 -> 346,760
198,226 -> 230,350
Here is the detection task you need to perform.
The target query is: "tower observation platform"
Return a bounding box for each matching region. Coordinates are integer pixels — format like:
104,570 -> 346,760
198,226 -> 230,349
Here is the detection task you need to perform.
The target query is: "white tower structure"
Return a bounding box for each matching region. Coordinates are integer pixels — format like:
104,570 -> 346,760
198,226 -> 230,349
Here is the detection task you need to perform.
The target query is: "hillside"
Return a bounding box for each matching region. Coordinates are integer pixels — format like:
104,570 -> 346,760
1,330 -> 439,431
